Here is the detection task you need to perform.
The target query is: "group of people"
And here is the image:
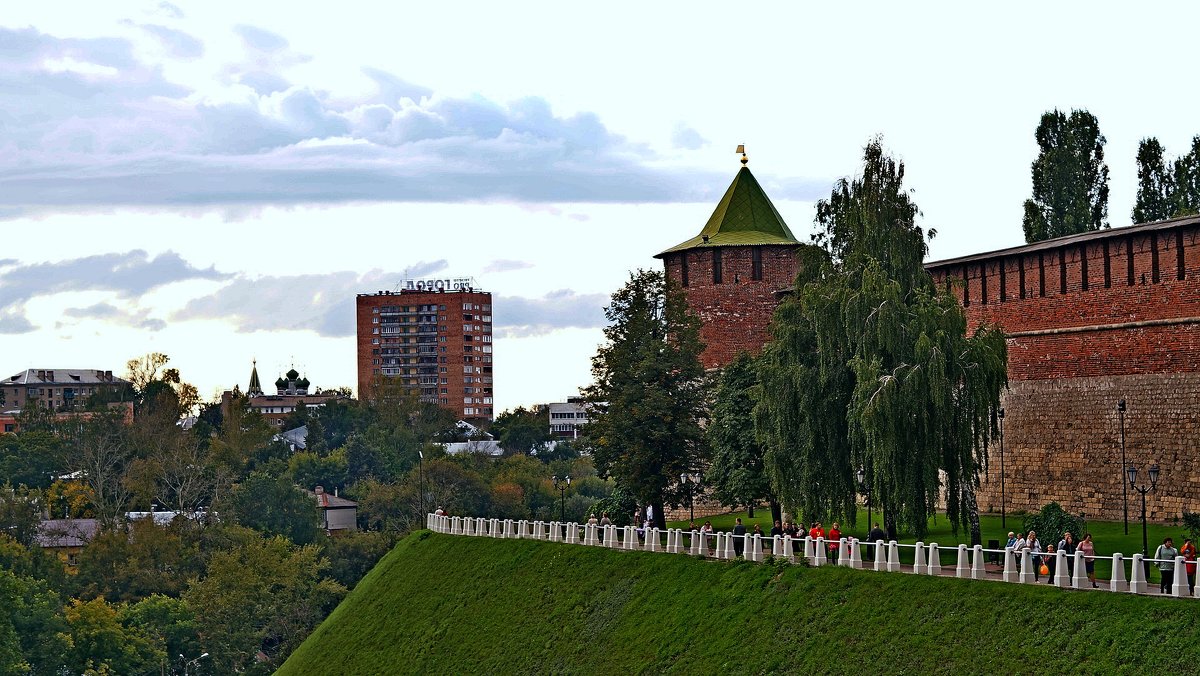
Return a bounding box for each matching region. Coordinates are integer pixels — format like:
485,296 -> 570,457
1152,537 -> 1198,594
1005,530 -> 1100,587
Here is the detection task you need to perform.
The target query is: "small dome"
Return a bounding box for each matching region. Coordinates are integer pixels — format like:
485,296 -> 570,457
297,377 -> 310,388
275,377 -> 287,387
286,368 -> 300,380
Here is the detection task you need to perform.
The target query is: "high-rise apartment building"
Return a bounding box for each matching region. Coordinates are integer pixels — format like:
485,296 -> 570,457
355,284 -> 494,421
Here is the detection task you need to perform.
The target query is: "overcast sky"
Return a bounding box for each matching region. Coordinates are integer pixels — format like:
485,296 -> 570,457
3,2 -> 1198,411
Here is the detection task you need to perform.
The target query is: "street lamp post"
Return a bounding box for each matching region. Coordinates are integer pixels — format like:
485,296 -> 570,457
552,475 -> 571,522
1126,463 -> 1160,558
998,408 -> 1005,529
1118,399 -> 1129,535
680,473 -> 701,522
418,450 -> 425,517
856,466 -> 872,531
180,652 -> 209,676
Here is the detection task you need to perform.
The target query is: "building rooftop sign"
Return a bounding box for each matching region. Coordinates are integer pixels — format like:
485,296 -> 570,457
399,277 -> 479,292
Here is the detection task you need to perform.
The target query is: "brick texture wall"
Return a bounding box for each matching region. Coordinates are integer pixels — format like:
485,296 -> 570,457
662,245 -> 799,369
927,219 -> 1200,522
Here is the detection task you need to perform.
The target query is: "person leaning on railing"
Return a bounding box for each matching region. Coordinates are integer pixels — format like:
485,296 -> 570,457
1079,533 -> 1099,588
1153,537 -> 1179,594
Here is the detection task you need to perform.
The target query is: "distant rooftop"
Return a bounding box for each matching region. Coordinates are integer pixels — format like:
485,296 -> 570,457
2,369 -> 127,386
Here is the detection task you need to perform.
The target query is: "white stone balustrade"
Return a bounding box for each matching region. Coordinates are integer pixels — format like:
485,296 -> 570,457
813,538 -> 826,566
887,541 -> 900,572
955,545 -> 969,578
926,543 -> 941,576
1110,553 -> 1125,592
972,545 -> 985,580
1072,551 -> 1088,589
873,541 -> 886,572
1054,549 -> 1069,588
1129,554 -> 1146,594
1173,556 -> 1188,597
912,541 -> 926,575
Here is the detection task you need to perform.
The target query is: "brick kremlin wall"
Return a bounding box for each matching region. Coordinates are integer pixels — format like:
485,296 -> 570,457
927,215 -> 1200,522
662,245 -> 799,368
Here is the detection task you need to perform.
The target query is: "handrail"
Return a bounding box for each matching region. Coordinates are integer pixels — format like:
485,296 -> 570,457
424,513 -> 1199,599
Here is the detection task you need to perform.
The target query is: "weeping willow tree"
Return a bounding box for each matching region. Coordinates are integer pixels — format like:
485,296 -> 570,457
756,139 -> 1007,543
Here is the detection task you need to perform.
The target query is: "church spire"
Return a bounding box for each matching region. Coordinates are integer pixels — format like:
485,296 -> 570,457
247,359 -> 264,398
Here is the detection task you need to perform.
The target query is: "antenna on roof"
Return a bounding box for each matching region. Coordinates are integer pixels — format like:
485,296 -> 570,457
737,144 -> 747,166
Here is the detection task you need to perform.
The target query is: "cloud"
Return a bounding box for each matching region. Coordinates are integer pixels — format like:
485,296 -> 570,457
671,124 -> 709,150
0,250 -> 228,332
173,260 -> 449,337
482,259 -> 534,274
0,26 -> 827,212
156,2 -> 184,19
133,23 -> 203,58
494,289 -> 608,338
62,302 -> 166,331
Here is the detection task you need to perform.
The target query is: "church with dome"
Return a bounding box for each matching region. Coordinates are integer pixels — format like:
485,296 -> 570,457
223,361 -> 342,428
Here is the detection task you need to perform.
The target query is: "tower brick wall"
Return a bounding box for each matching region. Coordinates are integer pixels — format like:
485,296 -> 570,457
662,245 -> 799,369
927,215 -> 1200,522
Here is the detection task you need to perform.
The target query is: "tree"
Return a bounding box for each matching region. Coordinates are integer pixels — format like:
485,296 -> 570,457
62,597 -> 164,676
70,411 -> 134,527
1022,109 -> 1110,242
1173,136 -> 1200,217
184,536 -> 345,673
707,352 -> 777,522
1132,138 -> 1176,223
224,472 -> 322,545
491,406 -> 552,456
73,519 -> 203,603
582,269 -> 708,530
756,139 -> 1008,543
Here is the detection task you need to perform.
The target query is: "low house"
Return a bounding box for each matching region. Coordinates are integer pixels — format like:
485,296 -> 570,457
34,518 -> 98,571
306,485 -> 357,534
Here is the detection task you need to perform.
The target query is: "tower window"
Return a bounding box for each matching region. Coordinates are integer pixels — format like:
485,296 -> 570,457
680,253 -> 689,287
751,247 -> 763,281
713,249 -> 723,284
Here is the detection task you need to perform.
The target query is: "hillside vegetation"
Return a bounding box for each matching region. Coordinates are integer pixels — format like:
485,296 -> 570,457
280,532 -> 1198,674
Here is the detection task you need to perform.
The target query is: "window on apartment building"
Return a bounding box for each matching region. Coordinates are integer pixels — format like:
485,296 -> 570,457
751,247 -> 762,281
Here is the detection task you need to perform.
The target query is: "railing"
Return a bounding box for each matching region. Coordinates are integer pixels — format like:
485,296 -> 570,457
425,513 -> 1200,599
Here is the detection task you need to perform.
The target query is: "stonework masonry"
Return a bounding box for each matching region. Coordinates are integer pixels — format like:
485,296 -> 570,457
927,215 -> 1200,522
662,245 -> 798,369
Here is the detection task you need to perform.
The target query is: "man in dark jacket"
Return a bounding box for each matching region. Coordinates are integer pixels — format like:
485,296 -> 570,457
867,523 -> 887,561
732,518 -> 747,558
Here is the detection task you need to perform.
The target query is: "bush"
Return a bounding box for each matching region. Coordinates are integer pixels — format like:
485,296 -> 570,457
587,485 -> 638,525
1182,510 -> 1200,542
1022,502 -> 1085,544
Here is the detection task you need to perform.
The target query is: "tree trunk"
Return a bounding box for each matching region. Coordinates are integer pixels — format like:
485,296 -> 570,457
966,483 -> 983,547
747,503 -> 755,518
652,500 -> 666,530
770,500 -> 782,526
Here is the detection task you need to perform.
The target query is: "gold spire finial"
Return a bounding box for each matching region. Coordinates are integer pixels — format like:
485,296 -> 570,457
736,144 -> 747,166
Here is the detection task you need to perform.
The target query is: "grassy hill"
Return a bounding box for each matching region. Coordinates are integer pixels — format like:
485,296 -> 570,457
280,531 -> 1198,674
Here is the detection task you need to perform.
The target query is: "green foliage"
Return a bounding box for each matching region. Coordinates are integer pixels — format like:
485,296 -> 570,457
72,519 -> 203,603
0,431 -> 65,489
582,269 -> 709,528
1182,510 -> 1200,543
288,450 -> 349,491
1021,108 -> 1110,242
491,406 -> 552,455
0,567 -> 69,675
62,597 -> 164,676
0,485 -> 44,547
756,139 -> 1007,542
184,536 -> 346,674
1133,137 -> 1175,223
1022,502 -> 1085,544
1174,136 -> 1200,217
586,484 -> 638,526
707,352 -> 771,512
225,472 -> 322,545
119,595 -> 202,671
319,531 -> 397,590
279,533 -> 1200,675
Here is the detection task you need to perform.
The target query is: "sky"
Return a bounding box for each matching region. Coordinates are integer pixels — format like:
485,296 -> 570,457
3,2 -> 1199,411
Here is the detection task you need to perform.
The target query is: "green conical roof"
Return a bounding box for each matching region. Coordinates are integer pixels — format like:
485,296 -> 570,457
248,362 -> 263,395
657,166 -> 799,257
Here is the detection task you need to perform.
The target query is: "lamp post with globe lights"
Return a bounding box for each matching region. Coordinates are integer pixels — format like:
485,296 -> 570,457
552,475 -> 571,522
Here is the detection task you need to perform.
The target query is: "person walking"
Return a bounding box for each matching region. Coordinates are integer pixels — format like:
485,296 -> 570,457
1182,538 -> 1197,594
1154,537 -> 1179,594
827,522 -> 842,562
1057,532 -> 1076,577
732,518 -> 747,558
1024,531 -> 1042,582
1078,533 -> 1098,588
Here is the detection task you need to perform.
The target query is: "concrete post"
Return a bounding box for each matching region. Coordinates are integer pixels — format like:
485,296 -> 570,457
1019,549 -> 1034,584
972,544 -> 985,580
506,519 -> 517,539
712,533 -> 725,559
926,543 -> 941,576
912,541 -> 926,575
1173,556 -> 1189,597
516,520 -> 527,538
955,545 -> 970,578
887,541 -> 900,572
849,539 -> 862,569
647,528 -> 660,553
426,513 -> 432,529
874,540 -> 886,572
1110,553 -> 1126,592
476,517 -> 486,536
1072,550 -> 1088,589
448,516 -> 458,534
752,534 -> 764,562
1129,554 -> 1146,594
803,536 -> 815,561
564,522 -> 577,544
783,536 -> 795,563
722,532 -> 735,560
773,535 -> 783,557
1054,549 -> 1069,588
690,531 -> 701,556
813,537 -> 826,566
1003,547 -> 1017,583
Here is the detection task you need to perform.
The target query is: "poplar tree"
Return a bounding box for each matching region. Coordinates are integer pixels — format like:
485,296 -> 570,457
1132,138 -> 1175,223
1173,136 -> 1200,217
756,139 -> 1008,543
582,269 -> 708,529
706,352 -> 778,522
1022,109 -> 1110,242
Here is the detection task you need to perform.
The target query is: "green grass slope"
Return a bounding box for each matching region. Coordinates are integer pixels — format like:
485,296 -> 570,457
280,531 -> 1198,675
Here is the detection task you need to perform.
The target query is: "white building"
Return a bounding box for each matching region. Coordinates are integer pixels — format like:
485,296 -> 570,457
549,396 -> 593,439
